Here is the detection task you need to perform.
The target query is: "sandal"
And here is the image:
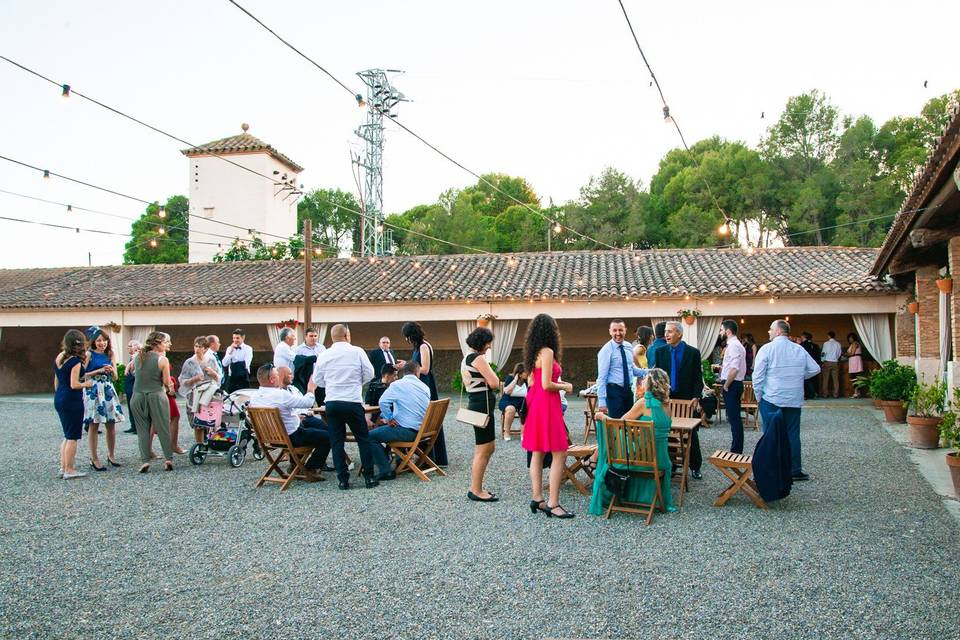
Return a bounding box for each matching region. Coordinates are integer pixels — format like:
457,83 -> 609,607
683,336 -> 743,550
138,463 -> 150,474
163,461 -> 174,472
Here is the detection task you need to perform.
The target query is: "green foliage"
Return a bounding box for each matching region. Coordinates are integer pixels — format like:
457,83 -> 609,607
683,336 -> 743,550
939,388 -> 960,450
867,360 -> 917,402
296,188 -> 361,257
563,167 -> 647,249
701,360 -> 716,387
452,362 -> 501,393
123,195 -> 188,264
908,378 -> 946,418
113,362 -> 125,400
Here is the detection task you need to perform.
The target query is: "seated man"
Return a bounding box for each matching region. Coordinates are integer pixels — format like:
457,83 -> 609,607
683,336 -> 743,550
248,363 -> 331,478
365,363 -> 398,427
367,360 -> 430,481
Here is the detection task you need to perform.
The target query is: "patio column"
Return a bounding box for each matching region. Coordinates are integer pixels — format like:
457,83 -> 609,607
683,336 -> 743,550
950,236 -> 960,362
895,307 -> 915,361
916,266 -> 941,382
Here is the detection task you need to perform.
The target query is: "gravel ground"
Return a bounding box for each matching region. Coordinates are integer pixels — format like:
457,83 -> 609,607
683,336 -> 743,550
1,396 -> 958,639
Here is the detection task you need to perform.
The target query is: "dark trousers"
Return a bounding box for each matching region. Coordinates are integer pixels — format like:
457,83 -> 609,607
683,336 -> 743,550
288,416 -> 331,470
324,401 -> 375,483
723,380 -> 745,454
804,375 -> 819,399
605,383 -> 634,419
759,399 -> 803,475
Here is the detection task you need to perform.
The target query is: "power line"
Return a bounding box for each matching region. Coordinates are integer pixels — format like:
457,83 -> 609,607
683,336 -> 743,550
224,0 -> 619,251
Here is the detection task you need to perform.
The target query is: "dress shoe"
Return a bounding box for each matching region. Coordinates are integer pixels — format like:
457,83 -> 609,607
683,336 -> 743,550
338,481 -> 350,490
792,472 -> 810,481
321,464 -> 336,472
467,491 -> 499,502
364,477 -> 380,489
690,469 -> 703,480
377,471 -> 397,482
123,427 -> 137,434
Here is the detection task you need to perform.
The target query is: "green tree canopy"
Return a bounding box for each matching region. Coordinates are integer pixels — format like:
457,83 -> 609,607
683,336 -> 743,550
123,195 -> 188,264
296,188 -> 362,257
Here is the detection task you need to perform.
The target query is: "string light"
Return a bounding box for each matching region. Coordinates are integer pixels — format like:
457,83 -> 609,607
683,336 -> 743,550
42,169 -> 49,179
553,222 -> 562,234
718,221 -> 730,235
412,261 -> 421,269
61,84 -> 70,98
746,245 -> 755,255
314,247 -> 322,255
66,204 -> 72,212
663,105 -> 672,124
758,283 -> 768,292
149,239 -> 157,248
158,205 -> 166,219
768,297 -> 775,304
158,226 -> 166,235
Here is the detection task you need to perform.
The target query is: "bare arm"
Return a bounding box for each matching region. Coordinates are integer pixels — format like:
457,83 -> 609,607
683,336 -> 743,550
539,348 -> 572,393
159,356 -> 173,392
473,354 -> 501,389
419,343 -> 431,375
70,362 -> 92,390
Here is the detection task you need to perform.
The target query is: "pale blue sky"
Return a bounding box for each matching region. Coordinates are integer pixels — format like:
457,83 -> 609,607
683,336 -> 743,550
1,0 -> 957,267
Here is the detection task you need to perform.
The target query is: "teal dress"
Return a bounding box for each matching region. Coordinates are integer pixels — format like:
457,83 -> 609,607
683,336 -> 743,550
589,391 -> 676,515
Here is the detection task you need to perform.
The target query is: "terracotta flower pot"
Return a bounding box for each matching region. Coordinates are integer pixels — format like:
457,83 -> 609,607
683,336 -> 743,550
477,318 -> 490,328
872,398 -> 881,408
906,301 -> 919,314
683,315 -> 696,325
946,452 -> 960,497
878,400 -> 907,423
906,415 -> 941,448
936,278 -> 952,293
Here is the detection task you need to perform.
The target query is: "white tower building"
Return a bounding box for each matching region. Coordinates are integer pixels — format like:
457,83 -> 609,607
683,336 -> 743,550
181,124 -> 304,262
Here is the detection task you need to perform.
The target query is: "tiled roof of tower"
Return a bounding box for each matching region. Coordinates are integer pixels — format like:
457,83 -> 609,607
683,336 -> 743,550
0,247 -> 898,310
181,131 -> 304,173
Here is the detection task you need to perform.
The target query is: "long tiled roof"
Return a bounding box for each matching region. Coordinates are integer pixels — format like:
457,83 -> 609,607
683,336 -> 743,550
181,132 -> 304,173
0,247 -> 897,311
872,98 -> 960,275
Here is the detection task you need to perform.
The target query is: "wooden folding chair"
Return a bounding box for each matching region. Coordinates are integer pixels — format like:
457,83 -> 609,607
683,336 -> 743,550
741,382 -> 760,430
708,449 -> 767,509
246,407 -> 317,492
562,443 -> 598,496
582,380 -> 598,443
387,398 -> 450,482
601,418 -> 665,524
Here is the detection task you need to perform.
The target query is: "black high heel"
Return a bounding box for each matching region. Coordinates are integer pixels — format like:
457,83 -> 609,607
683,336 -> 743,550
544,503 -> 575,519
90,461 -> 106,472
107,458 -> 122,468
529,499 -> 547,514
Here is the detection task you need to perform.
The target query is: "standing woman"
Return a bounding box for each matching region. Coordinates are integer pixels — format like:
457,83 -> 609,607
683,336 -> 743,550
633,325 -> 655,398
122,340 -> 141,434
846,333 -> 865,398
179,336 -> 221,445
54,330 -> 94,479
461,327 -> 501,502
743,333 -> 758,379
83,328 -> 124,470
402,322 -> 448,466
522,313 -> 575,519
130,331 -> 175,473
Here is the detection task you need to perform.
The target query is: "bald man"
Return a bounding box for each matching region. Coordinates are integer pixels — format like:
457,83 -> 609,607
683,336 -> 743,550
312,324 -> 378,489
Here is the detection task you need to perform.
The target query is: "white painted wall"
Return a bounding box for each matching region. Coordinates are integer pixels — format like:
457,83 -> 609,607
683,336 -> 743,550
187,152 -> 300,262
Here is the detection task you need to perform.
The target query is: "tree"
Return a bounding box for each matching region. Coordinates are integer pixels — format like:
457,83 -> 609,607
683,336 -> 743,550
563,167 -> 647,249
297,188 -> 362,257
123,195 -> 188,264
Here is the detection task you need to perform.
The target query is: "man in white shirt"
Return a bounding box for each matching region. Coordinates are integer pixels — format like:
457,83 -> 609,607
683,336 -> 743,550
719,319 -> 748,453
248,364 -> 330,478
295,327 -> 326,359
820,331 -> 842,398
221,328 -> 254,393
753,319 -> 821,481
273,327 -> 297,370
312,323 -> 378,490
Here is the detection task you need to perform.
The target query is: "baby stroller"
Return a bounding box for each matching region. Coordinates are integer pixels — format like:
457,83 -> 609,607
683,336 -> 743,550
188,388 -> 262,468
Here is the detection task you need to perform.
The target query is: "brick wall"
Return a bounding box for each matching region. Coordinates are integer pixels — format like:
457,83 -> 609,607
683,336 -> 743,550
916,266 -> 941,359
950,236 -> 960,361
895,307 -> 917,359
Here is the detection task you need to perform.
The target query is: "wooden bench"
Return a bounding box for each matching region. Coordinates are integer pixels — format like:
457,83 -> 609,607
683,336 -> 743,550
246,406 -> 318,492
708,449 -> 767,509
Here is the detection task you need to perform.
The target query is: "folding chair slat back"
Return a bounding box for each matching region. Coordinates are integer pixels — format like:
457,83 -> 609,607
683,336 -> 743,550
246,406 -> 316,492
601,418 -> 664,524
388,398 -> 450,482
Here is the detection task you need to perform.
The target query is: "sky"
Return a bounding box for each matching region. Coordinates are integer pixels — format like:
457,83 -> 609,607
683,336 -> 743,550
1,0 -> 958,268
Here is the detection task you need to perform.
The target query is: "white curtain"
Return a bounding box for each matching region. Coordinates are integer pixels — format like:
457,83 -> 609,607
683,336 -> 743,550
455,320 -> 475,357
130,326 -> 154,347
489,319 -> 519,369
695,316 -> 724,360
852,313 -> 894,363
315,323 -> 328,347
266,324 -> 281,350
940,292 -> 952,375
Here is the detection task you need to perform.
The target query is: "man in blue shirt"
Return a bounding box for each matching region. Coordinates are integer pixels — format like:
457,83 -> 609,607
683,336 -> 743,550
645,322 -> 668,370
596,319 -> 646,419
367,360 -> 431,481
753,319 -> 821,481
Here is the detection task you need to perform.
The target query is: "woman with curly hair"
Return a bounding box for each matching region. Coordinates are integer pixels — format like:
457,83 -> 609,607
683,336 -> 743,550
521,313 -> 575,519
589,367 -> 676,515
54,329 -> 95,479
130,331 -> 175,473
82,327 -> 124,470
401,321 -> 448,466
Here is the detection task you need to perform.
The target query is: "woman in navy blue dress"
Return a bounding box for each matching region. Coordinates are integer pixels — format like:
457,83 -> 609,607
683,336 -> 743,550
402,322 -> 448,466
54,329 -> 94,479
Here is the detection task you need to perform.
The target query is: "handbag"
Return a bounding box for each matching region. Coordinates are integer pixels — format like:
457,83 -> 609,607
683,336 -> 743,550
456,354 -> 493,428
604,465 -> 631,498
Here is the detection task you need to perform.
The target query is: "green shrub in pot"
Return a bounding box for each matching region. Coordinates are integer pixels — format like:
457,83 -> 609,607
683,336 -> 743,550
867,360 -> 916,402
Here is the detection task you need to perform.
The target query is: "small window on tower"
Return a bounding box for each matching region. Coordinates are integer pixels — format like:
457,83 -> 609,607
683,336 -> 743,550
202,207 -> 215,218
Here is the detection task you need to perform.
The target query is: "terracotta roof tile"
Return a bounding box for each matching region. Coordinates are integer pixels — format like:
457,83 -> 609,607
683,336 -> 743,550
181,132 -> 304,173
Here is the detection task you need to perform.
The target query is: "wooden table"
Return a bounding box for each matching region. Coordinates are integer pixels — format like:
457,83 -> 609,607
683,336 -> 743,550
578,391 -> 598,443
310,404 -> 380,415
669,417 -> 699,509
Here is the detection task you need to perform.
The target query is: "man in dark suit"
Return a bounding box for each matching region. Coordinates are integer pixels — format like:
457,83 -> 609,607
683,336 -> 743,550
368,336 -> 401,378
653,320 -> 705,479
799,332 -> 821,399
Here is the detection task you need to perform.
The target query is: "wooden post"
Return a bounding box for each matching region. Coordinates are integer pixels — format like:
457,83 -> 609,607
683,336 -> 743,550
303,219 -> 312,329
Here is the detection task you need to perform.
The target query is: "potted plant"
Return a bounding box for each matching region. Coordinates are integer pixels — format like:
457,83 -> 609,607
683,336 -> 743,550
276,319 -> 299,329
906,298 -> 919,314
936,271 -> 952,293
476,313 -> 495,328
677,308 -> 701,325
868,360 -> 916,423
852,373 -> 872,403
940,387 -> 960,496
906,378 -> 945,448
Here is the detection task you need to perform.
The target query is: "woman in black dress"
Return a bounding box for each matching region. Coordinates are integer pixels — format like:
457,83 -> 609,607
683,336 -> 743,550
401,322 -> 448,466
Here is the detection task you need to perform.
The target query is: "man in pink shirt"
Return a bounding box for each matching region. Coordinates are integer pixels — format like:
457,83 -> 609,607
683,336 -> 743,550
720,319 -> 747,453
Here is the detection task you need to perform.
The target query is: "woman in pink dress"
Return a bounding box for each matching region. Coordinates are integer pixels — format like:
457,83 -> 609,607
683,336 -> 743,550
846,333 -> 865,398
521,314 -> 575,519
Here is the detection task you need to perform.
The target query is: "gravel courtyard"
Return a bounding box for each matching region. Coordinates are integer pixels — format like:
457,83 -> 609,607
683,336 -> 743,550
1,396 -> 958,639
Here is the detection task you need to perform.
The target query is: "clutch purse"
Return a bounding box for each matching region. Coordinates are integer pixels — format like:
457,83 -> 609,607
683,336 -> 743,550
456,407 -> 490,427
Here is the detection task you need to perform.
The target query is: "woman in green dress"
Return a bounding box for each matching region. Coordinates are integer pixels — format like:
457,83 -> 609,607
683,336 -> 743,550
589,368 -> 676,516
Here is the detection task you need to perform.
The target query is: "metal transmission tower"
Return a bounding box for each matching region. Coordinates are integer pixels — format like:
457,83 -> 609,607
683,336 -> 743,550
353,69 -> 407,257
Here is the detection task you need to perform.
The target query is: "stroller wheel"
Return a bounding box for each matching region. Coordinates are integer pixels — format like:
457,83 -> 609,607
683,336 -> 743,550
189,443 -> 207,466
228,445 -> 246,468
252,443 -> 264,461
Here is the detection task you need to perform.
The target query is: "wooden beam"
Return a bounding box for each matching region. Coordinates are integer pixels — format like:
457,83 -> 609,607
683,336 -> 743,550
909,226 -> 960,248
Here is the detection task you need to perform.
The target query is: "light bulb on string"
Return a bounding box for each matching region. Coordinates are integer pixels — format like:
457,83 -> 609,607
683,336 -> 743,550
355,93 -> 366,108
66,204 -> 72,212
663,105 -> 673,124
314,248 -> 322,256
42,170 -> 50,179
553,222 -> 562,234
718,221 -> 730,235
768,297 -> 775,304
746,244 -> 755,255
61,84 -> 70,98
758,283 -> 768,292
158,226 -> 166,235
149,239 -> 158,248
158,205 -> 166,219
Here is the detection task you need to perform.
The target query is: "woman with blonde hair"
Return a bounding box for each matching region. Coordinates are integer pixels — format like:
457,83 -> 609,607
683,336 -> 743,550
130,331 -> 175,473
590,367 -> 676,515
